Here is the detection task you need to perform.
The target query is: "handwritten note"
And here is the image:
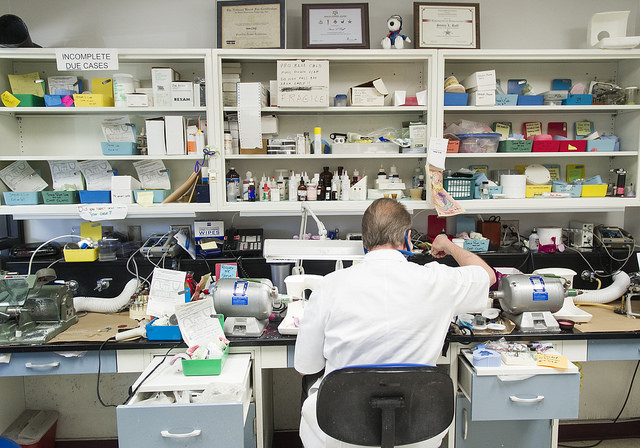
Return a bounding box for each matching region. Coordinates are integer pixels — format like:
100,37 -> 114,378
77,160 -> 113,190
48,161 -> 84,190
536,353 -> 568,369
133,160 -> 171,190
277,60 -> 329,107
77,204 -> 128,221
8,72 -> 45,96
147,267 -> 188,318
101,116 -> 136,143
0,161 -> 48,192
524,122 -> 542,138
175,298 -> 225,347
1,91 -> 20,107
216,263 -> 238,280
427,137 -> 448,170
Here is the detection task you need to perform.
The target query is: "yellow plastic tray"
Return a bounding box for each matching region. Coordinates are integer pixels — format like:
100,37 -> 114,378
63,248 -> 99,262
525,185 -> 552,198
581,184 -> 607,197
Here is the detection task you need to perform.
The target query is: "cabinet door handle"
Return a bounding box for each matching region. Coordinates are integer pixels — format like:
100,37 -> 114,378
497,374 -> 534,382
160,429 -> 201,439
462,408 -> 468,440
509,395 -> 544,403
25,362 -> 60,369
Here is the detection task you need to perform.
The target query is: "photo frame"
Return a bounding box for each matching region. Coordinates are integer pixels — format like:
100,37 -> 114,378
217,0 -> 286,49
302,3 -> 370,49
413,2 -> 480,49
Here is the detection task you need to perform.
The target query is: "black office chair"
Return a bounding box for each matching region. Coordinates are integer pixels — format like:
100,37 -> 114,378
316,365 -> 453,448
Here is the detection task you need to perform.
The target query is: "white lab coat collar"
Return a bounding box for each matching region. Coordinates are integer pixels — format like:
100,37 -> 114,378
363,248 -> 408,263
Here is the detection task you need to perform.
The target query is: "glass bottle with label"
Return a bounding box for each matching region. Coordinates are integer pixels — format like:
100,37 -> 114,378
226,167 -> 241,202
297,179 -> 307,201
320,166 -> 333,201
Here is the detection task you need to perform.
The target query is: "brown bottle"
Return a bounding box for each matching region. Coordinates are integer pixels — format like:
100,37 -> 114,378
320,166 -> 333,201
297,178 -> 307,201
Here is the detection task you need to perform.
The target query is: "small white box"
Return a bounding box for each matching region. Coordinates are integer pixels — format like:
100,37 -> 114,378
145,118 -> 166,155
171,81 -> 193,107
194,220 -> 225,240
135,88 -> 154,106
462,70 -> 496,90
393,91 -> 406,106
469,90 -> 496,106
111,189 -> 135,204
261,115 -> 279,134
151,67 -> 177,108
269,80 -> 278,106
165,115 -> 186,155
416,90 -> 427,106
125,93 -> 148,107
409,122 -> 427,147
349,78 -> 388,106
111,175 -> 141,190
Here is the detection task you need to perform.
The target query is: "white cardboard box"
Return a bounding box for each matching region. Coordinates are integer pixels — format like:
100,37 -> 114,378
349,78 -> 388,106
125,93 -> 149,107
111,189 -> 134,204
111,175 -> 141,191
164,115 -> 186,155
194,220 -> 225,240
469,90 -> 496,106
151,67 -> 176,108
171,81 -> 193,107
462,70 -> 496,90
145,118 -> 166,155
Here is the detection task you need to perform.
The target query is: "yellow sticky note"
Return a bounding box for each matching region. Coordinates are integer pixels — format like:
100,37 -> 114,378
536,353 -> 568,369
8,72 -> 45,96
136,191 -> 154,207
1,91 -> 20,107
91,78 -> 114,106
81,222 -> 102,241
495,123 -> 510,139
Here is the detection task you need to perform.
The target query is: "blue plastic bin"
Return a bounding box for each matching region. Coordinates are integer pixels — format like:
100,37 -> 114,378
517,95 -> 544,106
79,190 -> 111,203
444,93 -> 468,106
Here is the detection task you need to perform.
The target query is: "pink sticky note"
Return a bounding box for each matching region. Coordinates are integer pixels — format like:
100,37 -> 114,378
62,95 -> 74,107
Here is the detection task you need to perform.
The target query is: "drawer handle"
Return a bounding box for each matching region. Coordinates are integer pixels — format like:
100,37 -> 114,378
25,362 -> 60,369
497,374 -> 535,382
161,429 -> 202,439
509,395 -> 544,403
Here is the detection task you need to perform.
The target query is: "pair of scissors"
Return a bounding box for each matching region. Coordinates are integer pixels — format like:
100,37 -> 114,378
488,215 -> 501,222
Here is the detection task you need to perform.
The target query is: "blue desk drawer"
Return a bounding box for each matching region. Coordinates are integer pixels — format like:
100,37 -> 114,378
458,357 -> 579,421
587,339 -> 640,361
0,351 -> 116,377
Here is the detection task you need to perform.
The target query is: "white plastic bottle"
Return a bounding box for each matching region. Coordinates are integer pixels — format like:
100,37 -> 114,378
313,127 -> 322,155
529,228 -> 539,253
341,172 -> 351,201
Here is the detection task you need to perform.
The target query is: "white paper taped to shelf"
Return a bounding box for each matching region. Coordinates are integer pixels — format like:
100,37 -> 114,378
77,204 -> 128,221
237,82 -> 263,149
427,137 -> 448,170
277,59 -> 329,107
48,161 -> 84,190
133,160 -> 171,190
77,160 -> 114,191
0,161 -> 48,192
55,48 -> 119,71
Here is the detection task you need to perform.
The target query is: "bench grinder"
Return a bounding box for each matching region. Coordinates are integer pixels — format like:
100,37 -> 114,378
490,274 -> 578,333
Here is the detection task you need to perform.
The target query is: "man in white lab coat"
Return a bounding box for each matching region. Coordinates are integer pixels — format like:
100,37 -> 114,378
294,197 -> 496,448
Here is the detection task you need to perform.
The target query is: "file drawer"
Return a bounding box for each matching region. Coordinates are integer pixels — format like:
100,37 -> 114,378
117,353 -> 253,448
587,339 -> 640,361
458,355 -> 579,421
0,351 -> 116,377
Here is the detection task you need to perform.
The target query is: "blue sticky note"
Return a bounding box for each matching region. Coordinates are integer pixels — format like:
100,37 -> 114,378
219,264 -> 237,279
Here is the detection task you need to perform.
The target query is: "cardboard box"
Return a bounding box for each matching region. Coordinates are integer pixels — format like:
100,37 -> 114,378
462,70 -> 496,90
164,115 -> 186,155
261,115 -> 278,134
151,67 -> 177,108
111,176 -> 141,191
194,220 -> 225,240
468,90 -> 495,106
145,118 -> 166,155
171,81 -> 193,107
125,93 -> 149,107
135,87 -> 154,106
348,78 -> 388,106
239,139 -> 268,154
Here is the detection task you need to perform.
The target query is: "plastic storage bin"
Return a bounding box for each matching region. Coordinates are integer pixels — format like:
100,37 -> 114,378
181,344 -> 229,376
14,94 -> 45,107
63,247 -> 99,262
563,94 -> 593,105
495,94 -> 517,106
525,185 -> 552,198
446,140 -> 460,153
586,140 -> 617,152
517,95 -> 544,105
3,191 -> 42,206
463,239 -> 490,252
1,410 -> 58,448
146,318 -> 182,341
558,140 -> 586,152
457,133 -> 501,153
79,190 -> 111,203
532,140 -> 560,152
443,177 -> 475,200
42,191 -> 79,204
474,185 -> 503,199
552,184 -> 582,197
444,93 -> 468,106
581,184 -> 607,197
133,190 -> 171,203
101,142 -> 139,156
498,140 -> 532,152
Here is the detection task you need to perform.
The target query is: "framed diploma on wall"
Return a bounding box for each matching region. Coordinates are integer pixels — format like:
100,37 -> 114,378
217,0 -> 286,49
413,2 -> 480,49
302,3 -> 370,49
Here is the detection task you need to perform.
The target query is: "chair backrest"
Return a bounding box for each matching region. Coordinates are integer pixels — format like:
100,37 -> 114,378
316,365 -> 454,448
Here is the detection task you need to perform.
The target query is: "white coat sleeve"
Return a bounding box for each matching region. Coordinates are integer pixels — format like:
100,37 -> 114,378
294,285 -> 328,375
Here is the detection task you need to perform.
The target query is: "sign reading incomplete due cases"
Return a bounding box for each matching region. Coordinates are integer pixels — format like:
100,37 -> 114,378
277,60 -> 329,107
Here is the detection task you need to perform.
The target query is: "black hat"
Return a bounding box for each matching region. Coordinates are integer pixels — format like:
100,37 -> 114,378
0,15 -> 40,48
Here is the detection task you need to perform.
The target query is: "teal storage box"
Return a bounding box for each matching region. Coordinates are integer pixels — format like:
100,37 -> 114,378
463,238 -> 490,252
101,142 -> 139,156
42,190 -> 79,204
552,184 -> 582,198
444,93 -> 468,106
146,318 -> 182,341
79,190 -> 111,203
517,95 -> 543,105
133,189 -> 171,203
3,191 -> 42,205
495,94 -> 517,106
563,94 -> 593,105
586,140 -> 617,152
474,185 -> 503,199
14,94 -> 45,107
498,140 -> 532,152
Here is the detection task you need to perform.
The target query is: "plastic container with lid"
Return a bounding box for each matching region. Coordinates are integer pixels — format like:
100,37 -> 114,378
334,94 -> 347,107
456,133 -> 501,153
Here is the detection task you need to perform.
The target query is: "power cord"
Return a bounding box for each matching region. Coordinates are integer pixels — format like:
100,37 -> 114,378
96,336 -> 117,407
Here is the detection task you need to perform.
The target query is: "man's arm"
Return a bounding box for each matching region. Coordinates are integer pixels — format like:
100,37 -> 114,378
430,234 -> 497,285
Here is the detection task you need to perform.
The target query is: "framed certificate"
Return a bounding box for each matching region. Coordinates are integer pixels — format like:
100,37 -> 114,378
217,0 -> 286,49
414,2 -> 480,49
302,3 -> 369,49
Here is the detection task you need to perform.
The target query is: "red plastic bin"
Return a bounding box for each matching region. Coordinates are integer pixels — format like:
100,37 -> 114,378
558,140 -> 586,152
532,140 -> 559,152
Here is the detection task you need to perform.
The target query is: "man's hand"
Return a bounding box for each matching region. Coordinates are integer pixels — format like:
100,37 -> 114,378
430,234 -> 453,258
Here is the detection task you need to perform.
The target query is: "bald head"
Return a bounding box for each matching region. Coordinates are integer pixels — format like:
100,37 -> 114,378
362,198 -> 412,250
